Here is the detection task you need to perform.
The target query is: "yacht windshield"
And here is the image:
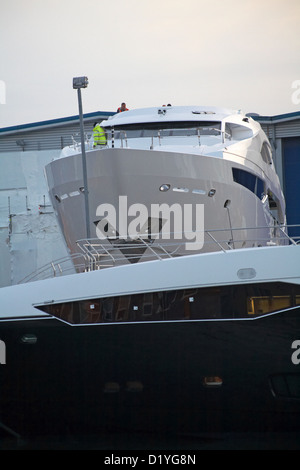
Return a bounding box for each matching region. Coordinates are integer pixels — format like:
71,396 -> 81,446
108,121 -> 221,139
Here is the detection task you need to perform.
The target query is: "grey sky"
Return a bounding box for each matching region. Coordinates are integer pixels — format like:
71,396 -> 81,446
0,0 -> 299,128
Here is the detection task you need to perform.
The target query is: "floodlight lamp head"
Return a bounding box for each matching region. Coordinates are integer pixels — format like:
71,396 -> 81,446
73,76 -> 89,89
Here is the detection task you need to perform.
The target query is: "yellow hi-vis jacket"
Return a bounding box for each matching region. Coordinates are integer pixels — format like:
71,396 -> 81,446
93,124 -> 107,146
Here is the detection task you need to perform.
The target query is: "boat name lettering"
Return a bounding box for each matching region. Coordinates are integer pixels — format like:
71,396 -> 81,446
291,340 -> 300,365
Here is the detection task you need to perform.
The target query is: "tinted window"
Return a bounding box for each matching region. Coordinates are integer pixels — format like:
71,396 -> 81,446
36,282 -> 300,324
232,168 -> 264,199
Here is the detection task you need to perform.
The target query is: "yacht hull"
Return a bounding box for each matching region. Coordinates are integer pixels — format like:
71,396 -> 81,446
1,244 -> 299,438
1,311 -> 300,437
45,148 -> 285,264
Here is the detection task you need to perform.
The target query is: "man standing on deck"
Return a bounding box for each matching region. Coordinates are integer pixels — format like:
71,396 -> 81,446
117,102 -> 129,113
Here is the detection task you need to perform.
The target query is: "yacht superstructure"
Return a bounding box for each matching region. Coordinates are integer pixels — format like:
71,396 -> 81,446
45,106 -> 287,267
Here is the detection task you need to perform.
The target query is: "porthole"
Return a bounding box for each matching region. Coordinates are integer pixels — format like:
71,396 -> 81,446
159,184 -> 170,192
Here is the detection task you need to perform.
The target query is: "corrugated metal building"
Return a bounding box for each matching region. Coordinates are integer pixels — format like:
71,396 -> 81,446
255,111 -> 300,238
0,110 -> 113,152
0,111 -> 109,286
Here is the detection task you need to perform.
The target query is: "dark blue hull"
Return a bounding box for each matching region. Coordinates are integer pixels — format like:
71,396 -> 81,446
1,308 -> 300,437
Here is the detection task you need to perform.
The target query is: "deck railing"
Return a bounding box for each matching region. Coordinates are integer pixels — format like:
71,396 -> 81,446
71,126 -> 231,152
17,224 -> 300,283
106,126 -> 228,148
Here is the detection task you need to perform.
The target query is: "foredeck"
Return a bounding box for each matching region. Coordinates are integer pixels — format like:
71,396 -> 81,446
17,224 -> 299,284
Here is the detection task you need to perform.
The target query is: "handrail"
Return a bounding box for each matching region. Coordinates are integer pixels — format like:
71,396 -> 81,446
104,126 -> 226,149
68,126 -> 228,153
17,224 -> 300,283
17,253 -> 87,284
75,226 -> 290,269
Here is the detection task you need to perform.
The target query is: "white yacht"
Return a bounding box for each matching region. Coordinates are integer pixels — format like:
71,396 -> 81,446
45,105 -> 287,267
1,105 -> 298,440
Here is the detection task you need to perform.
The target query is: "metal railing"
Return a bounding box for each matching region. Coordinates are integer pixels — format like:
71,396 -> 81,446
75,224 -> 297,269
106,126 -> 229,149
69,126 -> 231,153
17,253 -> 86,284
17,224 -> 300,283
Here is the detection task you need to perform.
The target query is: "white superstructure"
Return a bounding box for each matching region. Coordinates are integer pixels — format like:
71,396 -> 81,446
45,105 -> 287,267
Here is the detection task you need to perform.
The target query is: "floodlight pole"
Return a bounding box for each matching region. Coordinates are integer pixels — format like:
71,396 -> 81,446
73,76 -> 90,240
